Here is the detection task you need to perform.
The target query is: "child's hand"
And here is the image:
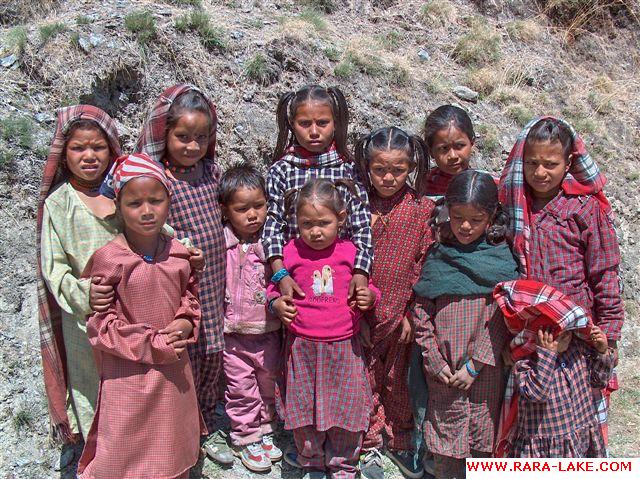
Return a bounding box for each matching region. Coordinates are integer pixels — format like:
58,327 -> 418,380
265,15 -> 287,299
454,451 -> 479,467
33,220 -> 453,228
347,272 -> 368,304
450,362 -> 480,391
536,328 -> 559,352
436,364 -> 453,385
359,320 -> 372,348
590,326 -> 609,354
187,247 -> 205,273
398,316 -> 413,344
279,275 -> 306,299
160,319 -> 194,355
273,295 -> 298,326
89,277 -> 114,313
355,286 -> 376,311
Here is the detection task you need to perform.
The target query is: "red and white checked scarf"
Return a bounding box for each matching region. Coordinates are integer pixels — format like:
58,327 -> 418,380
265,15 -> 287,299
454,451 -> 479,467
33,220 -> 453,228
36,105 -> 121,442
100,153 -> 171,199
492,279 -> 594,457
135,84 -> 217,163
498,116 -> 612,276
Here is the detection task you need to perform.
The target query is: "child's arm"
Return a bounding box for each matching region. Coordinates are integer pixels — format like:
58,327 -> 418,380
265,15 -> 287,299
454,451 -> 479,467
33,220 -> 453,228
40,203 -> 92,315
585,326 -> 615,389
583,201 -> 623,343
411,298 -> 452,383
513,330 -> 558,403
160,271 -> 201,355
262,165 -> 289,269
344,175 -> 373,276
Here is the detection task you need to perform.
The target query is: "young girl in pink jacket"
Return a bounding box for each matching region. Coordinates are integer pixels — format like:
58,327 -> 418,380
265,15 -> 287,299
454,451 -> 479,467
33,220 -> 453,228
219,163 -> 283,473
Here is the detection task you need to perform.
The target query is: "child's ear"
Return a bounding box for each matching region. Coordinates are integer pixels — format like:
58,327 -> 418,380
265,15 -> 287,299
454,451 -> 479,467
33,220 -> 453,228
337,209 -> 347,227
565,154 -> 574,172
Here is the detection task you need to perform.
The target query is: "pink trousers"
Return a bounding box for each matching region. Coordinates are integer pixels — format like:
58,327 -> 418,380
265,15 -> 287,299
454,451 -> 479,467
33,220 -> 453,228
223,331 -> 281,446
294,426 -> 363,478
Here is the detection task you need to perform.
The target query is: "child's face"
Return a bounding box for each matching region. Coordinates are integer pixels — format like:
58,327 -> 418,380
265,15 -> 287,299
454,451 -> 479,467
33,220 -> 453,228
292,101 -> 335,153
368,149 -> 413,198
556,330 -> 572,353
430,125 -> 473,175
166,112 -> 210,167
523,140 -> 570,201
449,203 -> 491,245
118,177 -> 170,239
297,202 -> 345,250
65,127 -> 111,182
223,187 -> 267,241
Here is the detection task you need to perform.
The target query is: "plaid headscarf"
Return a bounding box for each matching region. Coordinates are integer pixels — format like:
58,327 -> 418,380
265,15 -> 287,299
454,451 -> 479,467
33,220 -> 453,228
498,116 -> 612,276
492,279 -> 594,457
100,153 -> 171,199
135,84 -> 217,163
36,105 -> 121,442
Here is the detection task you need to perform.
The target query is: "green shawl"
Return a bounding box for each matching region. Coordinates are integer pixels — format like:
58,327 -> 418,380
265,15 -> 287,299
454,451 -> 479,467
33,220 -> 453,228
413,238 -> 519,299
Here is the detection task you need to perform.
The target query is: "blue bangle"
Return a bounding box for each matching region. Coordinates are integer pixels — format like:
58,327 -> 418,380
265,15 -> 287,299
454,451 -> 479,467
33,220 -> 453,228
465,361 -> 480,378
268,297 -> 277,314
271,268 -> 290,284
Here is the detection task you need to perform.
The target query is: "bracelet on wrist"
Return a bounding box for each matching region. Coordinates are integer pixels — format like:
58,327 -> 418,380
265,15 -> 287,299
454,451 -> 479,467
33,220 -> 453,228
465,360 -> 480,378
268,297 -> 277,314
271,268 -> 290,284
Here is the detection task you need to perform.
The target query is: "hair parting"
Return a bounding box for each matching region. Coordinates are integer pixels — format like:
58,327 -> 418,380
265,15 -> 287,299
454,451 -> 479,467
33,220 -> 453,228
284,177 -> 358,221
422,105 -> 475,153
524,118 -> 573,161
166,89 -> 215,133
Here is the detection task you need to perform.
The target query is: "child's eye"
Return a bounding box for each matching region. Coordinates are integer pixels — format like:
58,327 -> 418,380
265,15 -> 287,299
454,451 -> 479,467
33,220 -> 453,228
298,121 -> 312,128
317,120 -> 330,127
196,135 -> 209,142
454,142 -> 468,150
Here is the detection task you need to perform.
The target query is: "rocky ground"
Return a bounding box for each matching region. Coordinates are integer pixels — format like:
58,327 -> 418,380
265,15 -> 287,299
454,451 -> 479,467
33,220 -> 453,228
1,0 -> 639,477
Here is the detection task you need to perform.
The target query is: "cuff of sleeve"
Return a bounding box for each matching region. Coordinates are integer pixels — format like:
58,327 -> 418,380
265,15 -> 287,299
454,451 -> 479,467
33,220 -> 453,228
79,278 -> 93,315
353,253 -> 372,275
423,351 -> 448,378
266,243 -> 284,261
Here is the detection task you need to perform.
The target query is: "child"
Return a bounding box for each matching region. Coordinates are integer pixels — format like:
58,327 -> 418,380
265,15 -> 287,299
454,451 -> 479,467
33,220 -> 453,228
77,153 -> 202,479
353,127 -> 433,479
219,163 -> 283,472
38,105 -> 123,443
421,105 -> 476,198
412,170 -> 519,479
262,84 -> 373,304
268,178 -> 379,479
135,84 -> 232,464
498,117 -> 623,445
492,279 -> 615,458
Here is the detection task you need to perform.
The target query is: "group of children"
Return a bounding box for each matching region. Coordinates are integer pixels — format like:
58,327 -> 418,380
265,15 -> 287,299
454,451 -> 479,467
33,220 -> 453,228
35,83 -> 623,479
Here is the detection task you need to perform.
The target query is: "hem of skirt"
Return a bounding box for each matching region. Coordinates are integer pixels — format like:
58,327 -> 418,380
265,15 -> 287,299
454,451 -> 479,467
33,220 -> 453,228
284,421 -> 369,433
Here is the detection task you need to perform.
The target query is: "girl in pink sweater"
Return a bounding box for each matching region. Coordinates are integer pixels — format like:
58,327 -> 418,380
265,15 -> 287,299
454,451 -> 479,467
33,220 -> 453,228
267,178 -> 380,479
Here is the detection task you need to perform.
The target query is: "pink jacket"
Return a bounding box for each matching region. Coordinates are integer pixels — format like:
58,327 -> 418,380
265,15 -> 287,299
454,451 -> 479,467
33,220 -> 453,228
224,226 -> 281,335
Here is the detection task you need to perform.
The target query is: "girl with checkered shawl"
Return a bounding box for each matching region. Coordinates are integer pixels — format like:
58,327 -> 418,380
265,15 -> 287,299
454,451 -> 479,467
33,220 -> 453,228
262,85 -> 373,308
135,85 -> 228,456
412,171 -> 519,479
352,127 -> 433,479
498,117 -> 623,446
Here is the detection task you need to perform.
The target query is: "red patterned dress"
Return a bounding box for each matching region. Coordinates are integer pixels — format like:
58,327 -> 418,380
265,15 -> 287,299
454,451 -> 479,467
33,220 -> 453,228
364,186 -> 434,451
78,239 -> 202,479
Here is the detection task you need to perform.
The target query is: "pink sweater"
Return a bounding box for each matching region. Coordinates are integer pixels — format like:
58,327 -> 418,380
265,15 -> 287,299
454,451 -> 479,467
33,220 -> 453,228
267,238 -> 380,342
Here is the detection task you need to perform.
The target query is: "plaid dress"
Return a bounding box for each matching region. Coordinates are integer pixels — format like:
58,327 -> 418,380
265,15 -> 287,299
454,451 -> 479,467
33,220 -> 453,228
413,295 -> 508,458
262,144 -> 373,273
78,239 -> 202,479
511,342 -> 613,458
364,187 -> 434,451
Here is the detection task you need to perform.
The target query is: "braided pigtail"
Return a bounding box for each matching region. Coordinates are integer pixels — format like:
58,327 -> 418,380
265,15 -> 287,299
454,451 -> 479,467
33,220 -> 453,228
428,198 -> 453,244
273,91 -> 295,163
326,86 -> 351,161
409,134 -> 430,196
353,133 -> 373,195
486,203 -> 510,245
283,187 -> 300,222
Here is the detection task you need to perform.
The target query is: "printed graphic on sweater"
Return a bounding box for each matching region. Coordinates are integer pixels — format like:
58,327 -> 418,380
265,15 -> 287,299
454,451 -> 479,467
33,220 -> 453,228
312,265 -> 335,296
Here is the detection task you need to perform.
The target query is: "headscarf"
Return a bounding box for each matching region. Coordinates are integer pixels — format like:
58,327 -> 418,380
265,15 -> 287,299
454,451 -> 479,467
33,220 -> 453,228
498,116 -> 612,276
36,105 -> 121,442
135,84 -> 217,163
492,279 -> 594,457
100,153 -> 171,199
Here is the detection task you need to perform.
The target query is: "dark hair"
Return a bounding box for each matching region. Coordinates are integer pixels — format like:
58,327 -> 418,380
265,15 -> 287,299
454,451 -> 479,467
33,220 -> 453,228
284,177 -> 358,221
429,169 -> 509,245
273,84 -> 350,162
354,126 -> 430,196
423,105 -> 475,150
218,162 -> 266,205
524,118 -> 573,161
166,90 -> 214,132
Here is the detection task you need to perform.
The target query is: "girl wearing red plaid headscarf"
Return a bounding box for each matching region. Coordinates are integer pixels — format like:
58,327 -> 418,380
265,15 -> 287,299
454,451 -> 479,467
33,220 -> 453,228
498,117 -> 623,446
135,84 -> 232,465
412,170 -> 519,479
78,153 -> 202,479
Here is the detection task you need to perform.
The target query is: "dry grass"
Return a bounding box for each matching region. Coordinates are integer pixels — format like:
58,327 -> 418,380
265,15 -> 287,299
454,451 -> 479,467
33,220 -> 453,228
3,26 -> 28,56
452,17 -> 502,66
420,0 -> 458,26
466,57 -> 537,97
175,10 -> 226,50
505,19 -> 543,43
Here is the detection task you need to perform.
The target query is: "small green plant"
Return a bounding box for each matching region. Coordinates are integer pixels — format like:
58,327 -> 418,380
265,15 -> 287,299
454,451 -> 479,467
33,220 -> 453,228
70,32 -> 81,49
420,0 -> 456,25
425,76 -> 447,94
476,123 -> 501,156
12,409 -> 34,432
244,53 -> 274,85
347,51 -> 385,77
506,104 -> 534,127
0,147 -> 16,170
4,26 -> 28,56
452,17 -> 501,66
386,64 -> 410,86
625,171 -> 640,182
246,18 -> 264,29
39,22 -> 67,43
76,15 -> 92,25
125,11 -> 157,45
169,0 -> 202,6
323,46 -> 340,61
0,115 -> 34,149
376,30 -> 403,51
334,58 -> 356,78
302,0 -> 337,14
175,11 -> 225,50
299,9 -> 327,30
505,19 -> 541,43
